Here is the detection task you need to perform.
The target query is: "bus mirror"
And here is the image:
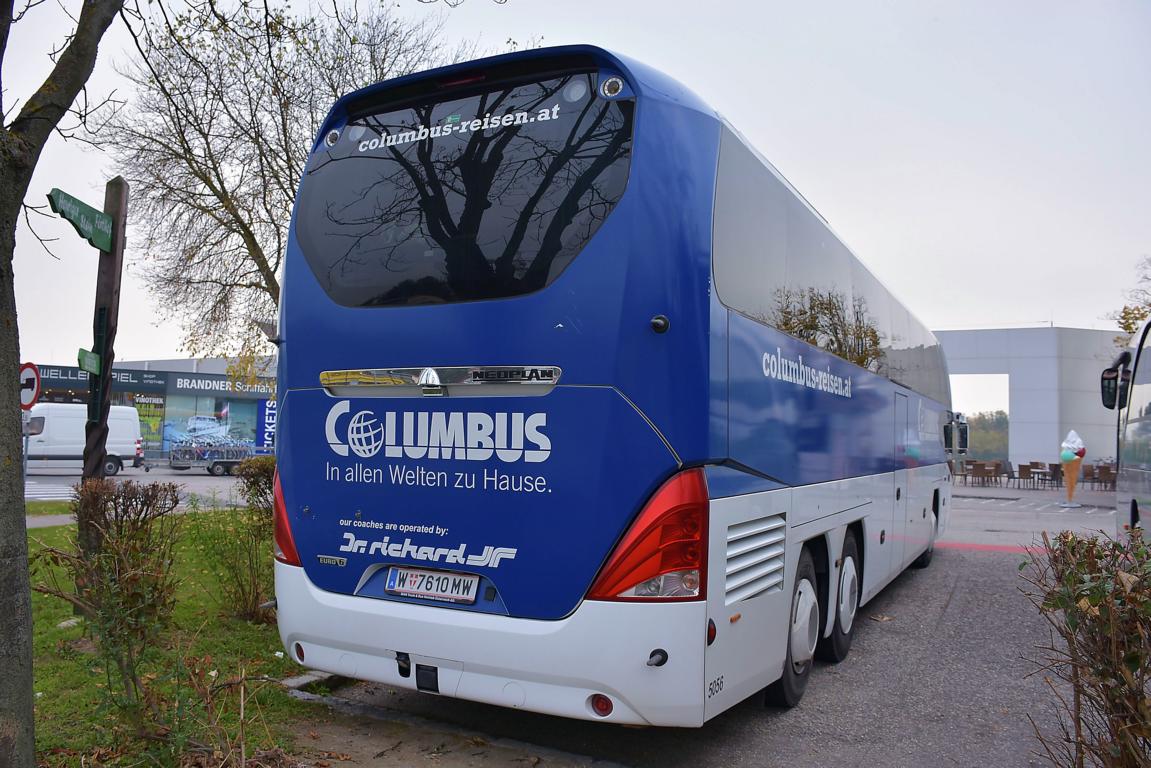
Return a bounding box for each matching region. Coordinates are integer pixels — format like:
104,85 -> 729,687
943,423 -> 952,452
957,423 -> 969,455
1102,367 -> 1127,410
1102,367 -> 1119,409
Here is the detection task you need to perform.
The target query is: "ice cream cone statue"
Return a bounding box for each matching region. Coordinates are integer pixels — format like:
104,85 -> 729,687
1060,430 -> 1086,507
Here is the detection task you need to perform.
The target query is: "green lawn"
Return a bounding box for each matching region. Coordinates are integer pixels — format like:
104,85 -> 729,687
30,513 -> 306,764
26,500 -> 72,517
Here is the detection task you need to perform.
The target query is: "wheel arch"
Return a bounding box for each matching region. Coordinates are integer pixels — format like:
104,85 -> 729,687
845,519 -> 865,594
802,534 -> 831,640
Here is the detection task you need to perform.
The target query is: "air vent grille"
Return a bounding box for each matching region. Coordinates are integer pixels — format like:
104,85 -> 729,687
725,513 -> 786,604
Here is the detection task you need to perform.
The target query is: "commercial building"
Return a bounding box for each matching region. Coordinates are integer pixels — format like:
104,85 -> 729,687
34,358 -> 276,459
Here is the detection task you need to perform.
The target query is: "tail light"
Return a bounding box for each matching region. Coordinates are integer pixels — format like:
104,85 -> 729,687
135,438 -> 143,458
587,468 -> 708,601
273,471 -> 301,566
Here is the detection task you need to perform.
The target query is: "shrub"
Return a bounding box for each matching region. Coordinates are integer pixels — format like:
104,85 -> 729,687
190,456 -> 277,623
1022,528 -> 1151,766
233,455 -> 275,515
34,479 -> 182,730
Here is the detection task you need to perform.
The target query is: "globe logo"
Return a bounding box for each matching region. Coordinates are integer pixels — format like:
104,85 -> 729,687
347,410 -> 385,458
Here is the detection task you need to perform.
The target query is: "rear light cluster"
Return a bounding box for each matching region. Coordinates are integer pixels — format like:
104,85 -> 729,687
273,471 -> 302,566
587,469 -> 708,602
135,438 -> 143,458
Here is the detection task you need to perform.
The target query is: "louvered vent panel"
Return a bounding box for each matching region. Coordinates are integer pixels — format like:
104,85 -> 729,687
725,513 -> 786,604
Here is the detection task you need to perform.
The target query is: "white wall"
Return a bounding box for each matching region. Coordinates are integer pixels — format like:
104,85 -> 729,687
936,327 -> 1122,467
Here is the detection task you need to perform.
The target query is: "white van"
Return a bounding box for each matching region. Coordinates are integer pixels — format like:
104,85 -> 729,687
26,403 -> 143,475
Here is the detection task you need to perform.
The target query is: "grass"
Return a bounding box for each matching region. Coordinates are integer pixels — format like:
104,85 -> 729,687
29,511 -> 306,765
26,500 -> 72,517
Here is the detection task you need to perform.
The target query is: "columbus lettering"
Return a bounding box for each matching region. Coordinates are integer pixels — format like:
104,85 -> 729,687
325,401 -> 551,463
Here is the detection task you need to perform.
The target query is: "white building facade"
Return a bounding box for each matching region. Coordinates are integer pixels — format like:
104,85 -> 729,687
935,327 -> 1123,468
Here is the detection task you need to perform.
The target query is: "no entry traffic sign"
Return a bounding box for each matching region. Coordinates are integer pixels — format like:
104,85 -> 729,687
19,362 -> 41,411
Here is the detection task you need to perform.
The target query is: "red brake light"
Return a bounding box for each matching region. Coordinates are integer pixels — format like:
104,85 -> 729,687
587,468 -> 708,601
273,471 -> 301,566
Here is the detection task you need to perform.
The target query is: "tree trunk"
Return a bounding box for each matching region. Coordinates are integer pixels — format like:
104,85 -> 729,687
0,168 -> 34,767
0,0 -> 127,756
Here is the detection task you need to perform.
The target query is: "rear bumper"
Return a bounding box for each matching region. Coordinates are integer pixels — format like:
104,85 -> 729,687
275,562 -> 708,726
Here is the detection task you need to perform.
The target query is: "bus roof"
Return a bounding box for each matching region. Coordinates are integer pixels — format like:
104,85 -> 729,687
312,44 -> 717,154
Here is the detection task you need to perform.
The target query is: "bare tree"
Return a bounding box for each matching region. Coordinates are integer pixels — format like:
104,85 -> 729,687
1109,255 -> 1151,347
0,0 -> 127,761
106,2 -> 475,362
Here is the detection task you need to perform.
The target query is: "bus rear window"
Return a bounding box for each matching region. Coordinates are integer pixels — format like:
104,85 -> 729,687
295,72 -> 634,307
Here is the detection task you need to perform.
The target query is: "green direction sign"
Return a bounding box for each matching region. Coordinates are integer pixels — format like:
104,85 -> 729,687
47,188 -> 113,252
78,348 -> 102,376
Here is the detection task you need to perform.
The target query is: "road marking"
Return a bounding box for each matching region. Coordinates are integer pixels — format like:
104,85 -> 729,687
25,483 -> 74,501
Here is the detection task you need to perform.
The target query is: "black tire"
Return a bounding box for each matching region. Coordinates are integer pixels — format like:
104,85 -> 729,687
765,547 -> 819,708
209,462 -> 227,477
817,530 -> 860,663
912,512 -> 937,569
102,457 -> 121,476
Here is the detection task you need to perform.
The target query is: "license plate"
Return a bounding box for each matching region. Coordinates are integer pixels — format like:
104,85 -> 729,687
385,567 -> 480,604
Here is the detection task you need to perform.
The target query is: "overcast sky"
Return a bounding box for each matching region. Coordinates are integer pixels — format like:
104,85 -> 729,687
9,0 -> 1150,414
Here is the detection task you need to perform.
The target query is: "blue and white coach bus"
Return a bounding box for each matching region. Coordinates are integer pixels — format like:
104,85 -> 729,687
274,45 -> 954,727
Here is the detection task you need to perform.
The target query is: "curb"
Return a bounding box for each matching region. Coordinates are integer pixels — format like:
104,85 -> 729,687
280,670 -> 347,691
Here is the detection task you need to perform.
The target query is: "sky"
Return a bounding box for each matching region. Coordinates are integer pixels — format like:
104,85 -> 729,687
8,0 -> 1151,415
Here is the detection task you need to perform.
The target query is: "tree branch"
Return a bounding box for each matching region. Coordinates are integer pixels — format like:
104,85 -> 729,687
6,0 -> 124,168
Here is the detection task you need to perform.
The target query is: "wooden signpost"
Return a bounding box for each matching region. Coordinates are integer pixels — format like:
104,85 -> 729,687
46,178 -> 129,482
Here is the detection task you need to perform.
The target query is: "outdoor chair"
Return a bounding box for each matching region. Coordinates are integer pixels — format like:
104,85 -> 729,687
1003,461 -> 1017,488
971,463 -> 995,487
1081,464 -> 1096,489
948,459 -> 968,485
1047,463 -> 1063,489
1017,464 -> 1034,489
1097,465 -> 1116,491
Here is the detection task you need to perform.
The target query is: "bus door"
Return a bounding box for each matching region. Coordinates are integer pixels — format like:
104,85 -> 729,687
893,392 -> 909,568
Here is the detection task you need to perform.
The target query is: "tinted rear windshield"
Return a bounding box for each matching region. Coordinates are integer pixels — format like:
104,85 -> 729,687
295,71 -> 634,307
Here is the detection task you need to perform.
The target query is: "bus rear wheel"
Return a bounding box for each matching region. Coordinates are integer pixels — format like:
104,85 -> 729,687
817,530 -> 860,663
765,547 -> 819,708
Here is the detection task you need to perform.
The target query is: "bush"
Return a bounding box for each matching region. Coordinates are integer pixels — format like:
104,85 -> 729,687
34,479 -> 182,730
190,456 -> 277,623
1022,528 -> 1151,766
233,455 -> 275,515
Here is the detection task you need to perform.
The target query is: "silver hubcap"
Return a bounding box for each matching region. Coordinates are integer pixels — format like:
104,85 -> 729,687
838,555 -> 859,633
790,578 -> 819,671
